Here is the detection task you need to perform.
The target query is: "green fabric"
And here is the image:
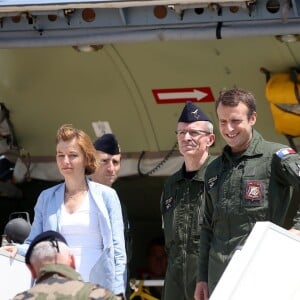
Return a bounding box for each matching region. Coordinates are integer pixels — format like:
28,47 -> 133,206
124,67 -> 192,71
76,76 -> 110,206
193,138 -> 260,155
36,264 -> 83,282
12,264 -> 118,300
198,130 -> 300,294
161,156 -> 215,300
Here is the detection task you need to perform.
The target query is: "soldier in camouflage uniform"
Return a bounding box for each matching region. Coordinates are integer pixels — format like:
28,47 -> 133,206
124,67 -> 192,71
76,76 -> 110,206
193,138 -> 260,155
160,102 -> 215,300
195,88 -> 300,300
13,230 -> 119,300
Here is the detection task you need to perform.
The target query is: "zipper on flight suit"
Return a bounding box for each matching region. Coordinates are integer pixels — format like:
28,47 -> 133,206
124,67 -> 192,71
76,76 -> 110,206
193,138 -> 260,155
183,180 -> 190,299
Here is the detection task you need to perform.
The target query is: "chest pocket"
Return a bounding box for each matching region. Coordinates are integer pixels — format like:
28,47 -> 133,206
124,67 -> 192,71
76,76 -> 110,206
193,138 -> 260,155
241,162 -> 268,208
190,182 -> 204,226
162,188 -> 178,247
162,181 -> 205,248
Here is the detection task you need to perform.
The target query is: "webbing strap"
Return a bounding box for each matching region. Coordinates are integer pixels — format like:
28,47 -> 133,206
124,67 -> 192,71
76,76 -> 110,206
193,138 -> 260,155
290,67 -> 300,103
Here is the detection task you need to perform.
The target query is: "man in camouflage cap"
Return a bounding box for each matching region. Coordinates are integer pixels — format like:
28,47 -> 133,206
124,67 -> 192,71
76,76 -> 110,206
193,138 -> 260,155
13,230 -> 119,300
160,102 -> 215,300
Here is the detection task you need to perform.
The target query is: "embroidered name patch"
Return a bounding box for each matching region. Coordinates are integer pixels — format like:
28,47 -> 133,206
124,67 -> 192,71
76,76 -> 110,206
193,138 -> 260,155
163,197 -> 174,212
207,175 -> 218,190
276,147 -> 296,159
245,181 -> 263,201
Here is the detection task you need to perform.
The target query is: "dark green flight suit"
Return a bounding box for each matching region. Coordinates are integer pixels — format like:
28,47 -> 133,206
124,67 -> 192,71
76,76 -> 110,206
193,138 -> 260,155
198,130 -> 300,294
161,156 -> 215,300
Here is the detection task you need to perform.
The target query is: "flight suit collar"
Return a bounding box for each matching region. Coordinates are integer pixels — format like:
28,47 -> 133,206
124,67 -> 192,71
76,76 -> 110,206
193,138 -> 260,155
222,129 -> 264,162
36,264 -> 82,283
175,155 -> 215,182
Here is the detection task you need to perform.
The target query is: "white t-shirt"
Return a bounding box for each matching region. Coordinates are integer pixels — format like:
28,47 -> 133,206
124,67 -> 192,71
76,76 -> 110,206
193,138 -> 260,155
60,192 -> 103,282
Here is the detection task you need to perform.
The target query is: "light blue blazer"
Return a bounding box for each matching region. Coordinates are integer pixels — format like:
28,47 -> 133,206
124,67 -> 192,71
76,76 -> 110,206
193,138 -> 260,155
17,179 -> 127,295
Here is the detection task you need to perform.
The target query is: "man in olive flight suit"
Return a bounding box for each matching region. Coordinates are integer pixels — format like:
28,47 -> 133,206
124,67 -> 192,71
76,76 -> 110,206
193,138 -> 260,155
195,88 -> 300,300
161,102 -> 215,300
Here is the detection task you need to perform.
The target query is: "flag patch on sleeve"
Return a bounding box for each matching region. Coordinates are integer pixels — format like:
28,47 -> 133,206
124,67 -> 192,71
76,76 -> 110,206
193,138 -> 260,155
276,147 -> 296,158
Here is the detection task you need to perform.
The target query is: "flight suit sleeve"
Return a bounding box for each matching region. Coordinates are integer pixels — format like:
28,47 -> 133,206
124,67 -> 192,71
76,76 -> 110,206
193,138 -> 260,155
273,150 -> 300,189
160,186 -> 171,251
273,149 -> 300,228
197,189 -> 213,282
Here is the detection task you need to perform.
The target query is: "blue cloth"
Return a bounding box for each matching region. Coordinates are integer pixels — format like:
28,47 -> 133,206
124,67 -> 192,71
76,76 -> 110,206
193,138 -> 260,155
178,101 -> 211,123
17,179 -> 126,295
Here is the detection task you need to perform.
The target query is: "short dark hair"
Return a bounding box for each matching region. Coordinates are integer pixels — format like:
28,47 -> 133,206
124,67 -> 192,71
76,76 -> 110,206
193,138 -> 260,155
216,88 -> 256,120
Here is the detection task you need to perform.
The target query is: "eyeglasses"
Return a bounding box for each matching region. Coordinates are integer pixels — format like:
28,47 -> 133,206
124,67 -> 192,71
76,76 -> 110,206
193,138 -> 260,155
175,129 -> 211,138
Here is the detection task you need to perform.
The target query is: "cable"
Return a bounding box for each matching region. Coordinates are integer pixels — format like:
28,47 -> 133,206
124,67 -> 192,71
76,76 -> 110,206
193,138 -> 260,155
137,141 -> 178,176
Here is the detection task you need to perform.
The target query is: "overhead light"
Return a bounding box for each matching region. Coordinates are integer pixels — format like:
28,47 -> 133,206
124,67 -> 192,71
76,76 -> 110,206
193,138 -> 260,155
72,45 -> 103,52
275,34 -> 300,43
82,8 -> 96,22
153,6 -> 168,19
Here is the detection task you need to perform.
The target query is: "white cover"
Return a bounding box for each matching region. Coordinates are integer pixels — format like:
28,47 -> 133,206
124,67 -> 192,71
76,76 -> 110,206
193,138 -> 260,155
211,221 -> 300,300
0,249 -> 32,300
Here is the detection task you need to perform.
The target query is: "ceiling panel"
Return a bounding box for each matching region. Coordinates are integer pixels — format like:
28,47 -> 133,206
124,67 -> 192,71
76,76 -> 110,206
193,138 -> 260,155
0,35 -> 299,160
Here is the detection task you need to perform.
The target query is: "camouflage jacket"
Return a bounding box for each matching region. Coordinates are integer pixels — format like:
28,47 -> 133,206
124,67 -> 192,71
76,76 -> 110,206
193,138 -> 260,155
12,264 -> 119,300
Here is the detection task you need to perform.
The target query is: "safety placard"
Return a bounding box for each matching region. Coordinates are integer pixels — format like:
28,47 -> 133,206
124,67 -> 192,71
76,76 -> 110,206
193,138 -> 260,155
152,87 -> 215,104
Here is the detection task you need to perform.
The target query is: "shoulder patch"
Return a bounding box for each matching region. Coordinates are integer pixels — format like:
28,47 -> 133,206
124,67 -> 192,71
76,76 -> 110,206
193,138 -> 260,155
207,175 -> 218,190
276,147 -> 296,158
162,196 -> 174,213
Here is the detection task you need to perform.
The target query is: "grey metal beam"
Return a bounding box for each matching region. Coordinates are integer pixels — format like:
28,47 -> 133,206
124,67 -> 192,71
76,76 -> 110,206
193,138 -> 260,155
0,1 -> 257,11
0,0 -> 298,47
0,19 -> 299,47
0,2 -> 294,30
291,0 -> 300,17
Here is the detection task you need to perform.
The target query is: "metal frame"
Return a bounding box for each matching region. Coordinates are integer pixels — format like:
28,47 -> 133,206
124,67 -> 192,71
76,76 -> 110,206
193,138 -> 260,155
0,0 -> 299,47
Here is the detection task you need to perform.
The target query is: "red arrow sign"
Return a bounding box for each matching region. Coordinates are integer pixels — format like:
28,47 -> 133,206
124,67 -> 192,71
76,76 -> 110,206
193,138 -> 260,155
152,87 -> 215,104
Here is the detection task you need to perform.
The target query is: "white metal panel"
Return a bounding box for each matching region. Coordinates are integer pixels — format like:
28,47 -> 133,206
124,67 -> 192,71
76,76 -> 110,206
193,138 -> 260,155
0,249 -> 32,299
211,222 -> 300,300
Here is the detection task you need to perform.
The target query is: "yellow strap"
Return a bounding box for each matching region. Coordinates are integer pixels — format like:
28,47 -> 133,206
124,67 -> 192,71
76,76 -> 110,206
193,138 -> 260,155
129,280 -> 159,300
